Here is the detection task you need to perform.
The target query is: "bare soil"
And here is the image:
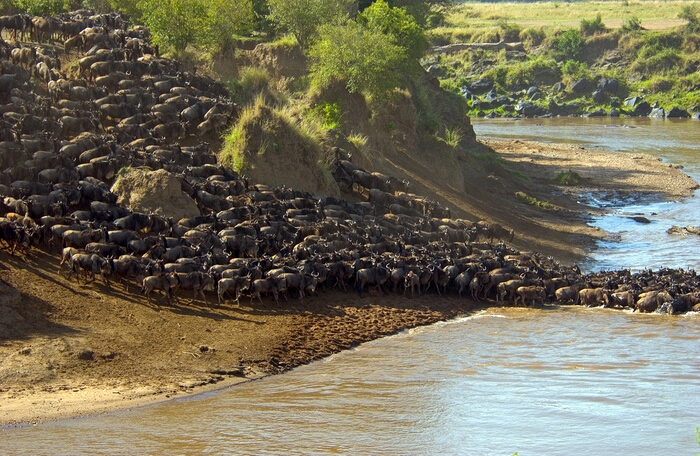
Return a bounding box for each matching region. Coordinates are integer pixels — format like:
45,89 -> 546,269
1,139 -> 696,427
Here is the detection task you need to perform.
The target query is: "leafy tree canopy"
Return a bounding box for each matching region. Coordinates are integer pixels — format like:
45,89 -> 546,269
357,0 -> 426,60
136,0 -> 254,53
309,19 -> 406,99
267,0 -> 354,48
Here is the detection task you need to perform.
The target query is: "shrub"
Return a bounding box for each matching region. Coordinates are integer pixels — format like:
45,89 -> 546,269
561,59 -> 590,81
552,29 -> 584,61
620,16 -> 643,33
309,20 -> 407,99
498,19 -> 521,42
519,27 -> 546,48
555,170 -> 581,185
580,13 -> 607,37
632,48 -> 683,74
313,101 -> 342,130
504,56 -> 560,89
357,0 -> 427,60
679,3 -> 700,32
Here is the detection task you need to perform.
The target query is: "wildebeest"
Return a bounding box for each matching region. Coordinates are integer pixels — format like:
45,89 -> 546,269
142,273 -> 180,305
355,264 -> 390,297
515,285 -> 546,307
217,276 -> 250,306
69,253 -> 112,286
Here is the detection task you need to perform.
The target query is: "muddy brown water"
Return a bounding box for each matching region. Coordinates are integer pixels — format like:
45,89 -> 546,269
4,118 -> 700,453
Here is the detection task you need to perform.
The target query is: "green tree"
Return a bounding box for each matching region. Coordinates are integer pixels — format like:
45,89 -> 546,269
137,0 -> 208,52
136,0 -> 254,53
267,0 -> 354,48
203,0 -> 255,51
309,20 -> 406,98
13,0 -> 73,15
357,0 -> 426,60
385,0 -> 453,28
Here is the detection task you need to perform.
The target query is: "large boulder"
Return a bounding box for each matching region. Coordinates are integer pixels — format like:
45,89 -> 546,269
666,107 -> 689,118
469,78 -> 494,94
649,107 -> 665,118
111,168 -> 200,221
570,78 -> 591,94
597,77 -> 619,94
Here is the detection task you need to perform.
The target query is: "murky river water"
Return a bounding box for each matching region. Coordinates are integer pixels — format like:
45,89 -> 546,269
4,118 -> 700,454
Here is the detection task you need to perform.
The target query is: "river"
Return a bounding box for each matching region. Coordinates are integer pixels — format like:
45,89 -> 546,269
3,118 -> 700,454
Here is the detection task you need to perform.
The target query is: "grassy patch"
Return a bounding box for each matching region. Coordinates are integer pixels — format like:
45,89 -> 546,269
516,191 -> 554,209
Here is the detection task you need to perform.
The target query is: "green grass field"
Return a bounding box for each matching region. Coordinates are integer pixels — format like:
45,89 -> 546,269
440,0 -> 687,35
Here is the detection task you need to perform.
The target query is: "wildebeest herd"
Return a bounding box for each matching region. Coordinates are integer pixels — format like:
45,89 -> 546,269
0,10 -> 698,315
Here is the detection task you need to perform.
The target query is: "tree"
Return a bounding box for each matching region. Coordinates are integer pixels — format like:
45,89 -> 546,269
136,0 -> 254,53
309,20 -> 406,98
357,0 -> 426,60
137,0 -> 208,52
357,0 -> 454,28
267,0 -> 354,48
203,0 -> 255,51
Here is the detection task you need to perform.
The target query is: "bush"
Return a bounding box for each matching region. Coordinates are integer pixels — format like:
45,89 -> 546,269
561,59 -> 590,81
552,29 -> 584,61
519,27 -> 545,48
620,16 -> 643,33
498,19 -> 521,42
309,20 -> 407,99
504,56 -> 560,89
679,3 -> 700,32
357,0 -> 427,60
580,13 -> 607,37
632,48 -> 683,74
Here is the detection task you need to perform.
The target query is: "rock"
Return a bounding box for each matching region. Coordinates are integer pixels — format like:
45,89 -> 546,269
77,349 -> 95,360
469,78 -> 494,94
515,101 -> 546,117
610,97 -> 620,108
624,96 -> 642,108
666,107 -> 689,118
526,86 -> 540,97
484,89 -> 498,102
649,107 -> 665,118
530,92 -> 542,101
552,82 -> 565,94
111,168 -> 200,221
426,65 -> 445,78
598,77 -> 619,94
585,109 -> 606,117
630,216 -> 651,223
592,89 -> 606,103
632,101 -> 652,116
460,86 -> 473,100
609,109 -> 620,117
570,78 -> 590,94
484,111 -> 499,118
651,101 -> 659,108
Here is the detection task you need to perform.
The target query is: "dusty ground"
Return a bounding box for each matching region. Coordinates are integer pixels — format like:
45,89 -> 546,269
1,139 -> 696,427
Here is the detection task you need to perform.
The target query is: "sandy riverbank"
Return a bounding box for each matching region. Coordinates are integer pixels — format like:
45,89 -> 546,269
1,139 -> 697,428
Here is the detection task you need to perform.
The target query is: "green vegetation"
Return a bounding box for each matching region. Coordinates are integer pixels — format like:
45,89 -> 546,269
309,20 -> 406,99
267,0 -> 353,48
515,191 -> 554,209
555,170 -> 581,185
428,1 -> 700,117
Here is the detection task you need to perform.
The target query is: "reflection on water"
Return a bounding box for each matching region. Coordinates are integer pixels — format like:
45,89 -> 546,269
472,117 -> 700,272
5,308 -> 700,455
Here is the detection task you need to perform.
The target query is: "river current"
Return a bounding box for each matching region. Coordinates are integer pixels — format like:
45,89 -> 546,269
3,118 -> 700,455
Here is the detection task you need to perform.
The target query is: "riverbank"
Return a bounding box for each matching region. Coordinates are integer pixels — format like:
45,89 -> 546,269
1,140 -> 697,428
